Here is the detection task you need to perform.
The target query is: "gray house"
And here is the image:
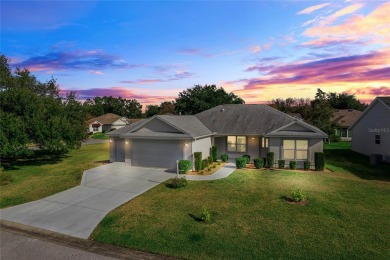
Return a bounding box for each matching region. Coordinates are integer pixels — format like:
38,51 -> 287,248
350,97 -> 390,163
107,104 -> 327,169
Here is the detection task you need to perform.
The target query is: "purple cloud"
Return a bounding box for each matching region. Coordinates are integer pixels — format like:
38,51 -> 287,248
13,50 -> 142,71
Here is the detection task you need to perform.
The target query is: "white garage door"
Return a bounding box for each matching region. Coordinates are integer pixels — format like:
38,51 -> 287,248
132,139 -> 183,169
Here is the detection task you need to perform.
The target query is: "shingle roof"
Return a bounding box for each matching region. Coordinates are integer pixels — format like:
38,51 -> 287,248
195,104 -> 296,135
156,115 -> 213,137
106,119 -> 145,136
86,113 -> 127,125
110,115 -> 213,139
332,109 -> 363,127
378,96 -> 390,107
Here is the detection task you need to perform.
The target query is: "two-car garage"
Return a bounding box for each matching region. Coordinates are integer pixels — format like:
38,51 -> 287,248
111,138 -> 184,169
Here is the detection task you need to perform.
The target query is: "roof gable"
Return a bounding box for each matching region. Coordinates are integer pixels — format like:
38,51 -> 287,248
86,113 -> 127,125
135,118 -> 185,134
350,97 -> 390,129
265,121 -> 327,138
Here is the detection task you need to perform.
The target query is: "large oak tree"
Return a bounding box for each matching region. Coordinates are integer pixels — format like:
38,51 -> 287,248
0,54 -> 88,160
175,84 -> 244,115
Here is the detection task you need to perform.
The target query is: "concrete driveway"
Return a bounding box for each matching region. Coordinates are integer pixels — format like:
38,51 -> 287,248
0,163 -> 174,239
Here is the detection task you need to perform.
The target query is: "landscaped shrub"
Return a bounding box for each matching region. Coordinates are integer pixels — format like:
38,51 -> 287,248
221,154 -> 229,162
207,167 -> 211,172
202,159 -> 209,169
289,161 -> 297,170
330,134 -> 341,143
167,177 -> 187,189
291,189 -> 306,202
266,152 -> 274,168
178,160 -> 192,174
217,161 -> 221,165
254,158 -> 264,169
212,145 -> 218,162
208,156 -> 213,164
200,206 -> 212,222
243,154 -> 251,164
278,160 -> 285,169
199,170 -> 204,175
235,157 -> 247,169
304,160 -> 311,171
194,152 -> 202,171
315,152 -> 325,171
213,165 -> 216,168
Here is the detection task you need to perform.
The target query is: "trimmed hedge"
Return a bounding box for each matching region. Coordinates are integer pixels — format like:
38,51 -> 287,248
178,160 -> 192,174
207,156 -> 213,164
221,154 -> 229,162
289,160 -> 297,170
315,152 -> 325,171
278,160 -> 285,169
254,158 -> 264,169
212,145 -> 218,162
304,160 -> 311,171
202,159 -> 209,169
194,152 -> 202,171
266,152 -> 274,168
235,157 -> 247,169
243,154 -> 251,164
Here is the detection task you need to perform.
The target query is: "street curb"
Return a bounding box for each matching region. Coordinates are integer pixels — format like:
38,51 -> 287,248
0,220 -> 177,260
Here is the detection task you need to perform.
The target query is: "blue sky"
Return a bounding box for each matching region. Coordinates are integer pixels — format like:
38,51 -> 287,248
1,0 -> 389,107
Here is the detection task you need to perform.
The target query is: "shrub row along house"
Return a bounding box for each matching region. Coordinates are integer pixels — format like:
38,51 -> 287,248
107,104 -> 327,169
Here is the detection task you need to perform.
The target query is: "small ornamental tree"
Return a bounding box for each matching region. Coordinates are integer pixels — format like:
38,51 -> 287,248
194,152 -> 202,171
211,145 -> 218,162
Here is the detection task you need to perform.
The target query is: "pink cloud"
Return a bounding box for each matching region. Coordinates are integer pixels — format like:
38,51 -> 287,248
303,2 -> 390,47
297,3 -> 330,15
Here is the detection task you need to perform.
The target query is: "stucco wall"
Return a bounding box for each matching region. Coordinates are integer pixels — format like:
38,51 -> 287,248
191,137 -> 212,161
89,123 -> 102,133
351,101 -> 390,162
213,136 -> 260,160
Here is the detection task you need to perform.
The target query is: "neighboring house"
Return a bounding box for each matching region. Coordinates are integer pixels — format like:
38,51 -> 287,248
87,113 -> 129,133
332,109 -> 363,141
107,104 -> 327,169
350,97 -> 390,163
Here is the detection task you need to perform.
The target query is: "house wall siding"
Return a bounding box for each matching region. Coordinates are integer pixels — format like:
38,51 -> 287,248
140,119 -> 181,133
351,102 -> 390,162
89,124 -> 102,133
111,118 -> 128,129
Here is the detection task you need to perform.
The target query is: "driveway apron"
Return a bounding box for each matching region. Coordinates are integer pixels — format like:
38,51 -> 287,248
0,163 -> 174,239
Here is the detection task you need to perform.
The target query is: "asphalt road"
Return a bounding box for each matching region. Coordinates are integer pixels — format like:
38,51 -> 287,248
0,229 -> 115,260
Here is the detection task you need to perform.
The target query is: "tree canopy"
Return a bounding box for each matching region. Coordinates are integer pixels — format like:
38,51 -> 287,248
83,96 -> 142,119
0,54 -> 88,159
269,89 -> 367,135
175,84 -> 244,115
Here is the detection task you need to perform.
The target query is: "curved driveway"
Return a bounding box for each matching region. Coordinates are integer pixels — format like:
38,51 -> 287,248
0,163 -> 174,239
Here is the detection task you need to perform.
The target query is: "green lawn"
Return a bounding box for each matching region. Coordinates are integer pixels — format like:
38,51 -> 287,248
91,132 -> 109,139
0,143 -> 109,209
92,143 -> 390,259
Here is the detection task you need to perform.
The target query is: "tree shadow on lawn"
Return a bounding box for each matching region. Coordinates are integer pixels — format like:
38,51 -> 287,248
2,150 -> 67,170
324,148 -> 390,181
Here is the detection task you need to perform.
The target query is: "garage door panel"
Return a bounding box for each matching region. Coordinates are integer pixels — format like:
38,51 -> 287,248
132,140 -> 183,169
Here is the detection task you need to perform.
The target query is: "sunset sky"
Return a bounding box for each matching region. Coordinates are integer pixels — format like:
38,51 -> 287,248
2,0 -> 389,107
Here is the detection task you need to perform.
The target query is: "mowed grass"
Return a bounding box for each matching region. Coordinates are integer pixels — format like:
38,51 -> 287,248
92,143 -> 390,259
91,132 -> 109,139
0,143 -> 109,208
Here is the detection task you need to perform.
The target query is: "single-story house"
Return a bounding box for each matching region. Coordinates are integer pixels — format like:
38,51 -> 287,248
87,113 -> 129,133
350,97 -> 390,163
332,109 -> 363,141
107,104 -> 327,169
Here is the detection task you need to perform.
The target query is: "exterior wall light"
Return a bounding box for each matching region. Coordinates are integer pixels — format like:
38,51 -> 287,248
109,139 -> 113,143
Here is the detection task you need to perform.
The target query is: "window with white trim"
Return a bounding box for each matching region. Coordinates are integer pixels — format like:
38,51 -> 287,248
262,137 -> 268,148
227,136 -> 246,152
93,126 -> 99,131
283,140 -> 308,160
